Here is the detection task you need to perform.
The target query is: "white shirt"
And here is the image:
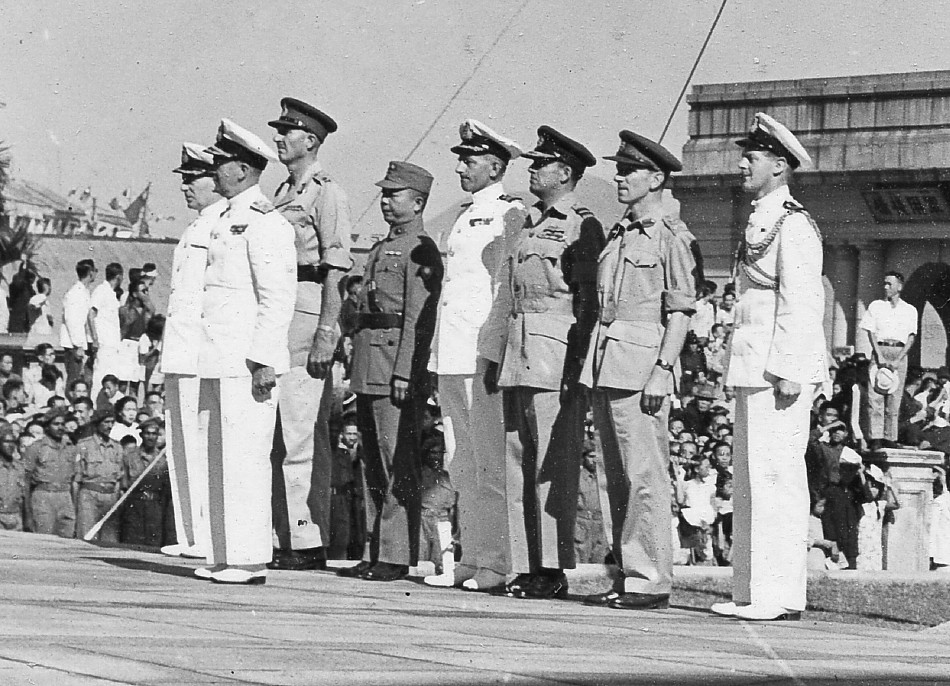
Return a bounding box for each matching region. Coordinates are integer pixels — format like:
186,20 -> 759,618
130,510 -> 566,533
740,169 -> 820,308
59,280 -> 91,349
89,281 -> 121,348
681,474 -> 717,526
689,300 -> 716,338
859,298 -> 917,343
429,183 -> 523,376
725,185 -> 828,387
160,198 -> 225,375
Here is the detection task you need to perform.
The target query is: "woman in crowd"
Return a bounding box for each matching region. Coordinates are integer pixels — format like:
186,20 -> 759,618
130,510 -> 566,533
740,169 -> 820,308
110,396 -> 141,445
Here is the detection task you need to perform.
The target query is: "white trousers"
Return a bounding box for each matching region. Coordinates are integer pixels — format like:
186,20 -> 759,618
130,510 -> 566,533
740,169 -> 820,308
165,374 -> 212,562
440,358 -> 511,575
202,376 -> 278,566
732,385 -> 813,611
92,345 -> 122,393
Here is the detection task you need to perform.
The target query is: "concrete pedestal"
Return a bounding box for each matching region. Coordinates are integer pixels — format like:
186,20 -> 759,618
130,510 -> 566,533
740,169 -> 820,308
879,448 -> 944,572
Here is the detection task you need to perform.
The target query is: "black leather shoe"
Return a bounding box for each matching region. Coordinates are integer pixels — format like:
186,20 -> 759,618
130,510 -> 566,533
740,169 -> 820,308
490,573 -> 535,597
336,560 -> 374,578
267,547 -> 327,571
523,573 -> 568,600
362,562 -> 409,582
607,592 -> 670,610
583,589 -> 622,607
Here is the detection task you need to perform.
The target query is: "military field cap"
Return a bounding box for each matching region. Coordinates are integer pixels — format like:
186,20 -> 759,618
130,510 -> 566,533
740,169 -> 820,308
139,417 -> 164,432
693,382 -> 720,400
736,112 -> 812,170
267,97 -> 338,142
450,119 -> 524,162
522,125 -> 596,172
90,409 -> 115,426
43,407 -> 68,425
172,142 -> 216,176
604,130 -> 682,174
205,118 -> 279,171
375,161 -> 434,195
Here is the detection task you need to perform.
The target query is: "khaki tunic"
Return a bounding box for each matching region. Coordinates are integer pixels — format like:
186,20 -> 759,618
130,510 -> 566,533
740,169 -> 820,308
0,456 -> 27,530
24,435 -> 79,538
75,434 -> 124,541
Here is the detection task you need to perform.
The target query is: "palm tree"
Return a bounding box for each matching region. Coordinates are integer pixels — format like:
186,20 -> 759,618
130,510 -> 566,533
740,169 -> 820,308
0,142 -> 40,271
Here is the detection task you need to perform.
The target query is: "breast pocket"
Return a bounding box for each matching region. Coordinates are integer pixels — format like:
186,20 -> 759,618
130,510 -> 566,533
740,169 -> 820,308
621,249 -> 662,300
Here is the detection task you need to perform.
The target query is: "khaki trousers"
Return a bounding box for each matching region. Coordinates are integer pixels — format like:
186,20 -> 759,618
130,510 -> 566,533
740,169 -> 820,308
271,365 -> 334,550
503,386 -> 584,572
202,377 -> 277,566
31,490 -> 75,538
165,374 -> 212,561
357,393 -> 422,567
591,388 -> 672,594
76,488 -> 120,543
439,358 -> 512,575
732,385 -> 813,612
867,345 -> 906,441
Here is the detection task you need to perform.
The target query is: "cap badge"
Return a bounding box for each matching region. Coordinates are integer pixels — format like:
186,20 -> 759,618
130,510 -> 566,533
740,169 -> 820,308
460,121 -> 474,141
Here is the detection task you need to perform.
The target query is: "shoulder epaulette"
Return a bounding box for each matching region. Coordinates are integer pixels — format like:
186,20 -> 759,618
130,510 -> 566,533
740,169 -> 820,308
312,170 -> 334,185
499,194 -> 521,204
250,199 -> 275,214
661,215 -> 690,235
783,200 -> 805,212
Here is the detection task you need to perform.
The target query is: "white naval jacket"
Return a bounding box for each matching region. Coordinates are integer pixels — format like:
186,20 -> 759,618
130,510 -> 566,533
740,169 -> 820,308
195,186 -> 297,378
160,198 -> 226,376
429,183 -> 524,376
724,185 -> 828,388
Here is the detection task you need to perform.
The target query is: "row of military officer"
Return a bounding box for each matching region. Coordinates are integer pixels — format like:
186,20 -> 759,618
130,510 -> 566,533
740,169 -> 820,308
161,99 -> 826,624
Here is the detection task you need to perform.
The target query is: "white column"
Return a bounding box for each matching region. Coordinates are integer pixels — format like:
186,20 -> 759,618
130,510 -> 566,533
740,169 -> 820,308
826,244 -> 859,351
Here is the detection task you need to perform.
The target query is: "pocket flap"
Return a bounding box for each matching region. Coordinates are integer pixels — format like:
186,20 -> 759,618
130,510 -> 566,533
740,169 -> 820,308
623,249 -> 659,268
524,313 -> 570,343
369,330 -> 398,347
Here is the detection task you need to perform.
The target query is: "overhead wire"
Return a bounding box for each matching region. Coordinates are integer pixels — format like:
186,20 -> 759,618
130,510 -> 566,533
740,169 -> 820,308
354,0 -> 534,228
658,0 -> 730,144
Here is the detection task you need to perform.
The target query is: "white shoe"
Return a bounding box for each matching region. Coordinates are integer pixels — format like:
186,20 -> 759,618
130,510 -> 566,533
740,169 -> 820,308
424,565 -> 474,588
162,544 -> 206,559
461,570 -> 507,592
194,565 -> 227,580
209,568 -> 267,585
710,601 -> 741,616
733,603 -> 802,621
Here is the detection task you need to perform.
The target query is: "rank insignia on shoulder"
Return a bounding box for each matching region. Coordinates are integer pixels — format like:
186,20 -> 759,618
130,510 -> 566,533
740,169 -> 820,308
469,217 -> 491,226
540,227 -> 566,240
230,224 -> 248,234
573,205 -> 593,218
499,194 -> 521,203
385,250 -> 403,256
313,171 -> 332,184
287,204 -> 305,212
250,199 -> 275,214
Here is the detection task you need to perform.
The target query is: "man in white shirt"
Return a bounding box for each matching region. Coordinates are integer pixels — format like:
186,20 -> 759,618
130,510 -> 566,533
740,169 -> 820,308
89,262 -> 123,393
859,271 -> 918,450
424,119 -> 525,590
59,259 -> 97,387
714,113 -> 828,622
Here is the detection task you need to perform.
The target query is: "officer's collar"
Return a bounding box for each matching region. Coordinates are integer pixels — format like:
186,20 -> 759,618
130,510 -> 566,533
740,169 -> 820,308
386,218 -> 423,239
533,191 -> 577,220
199,198 -> 228,218
751,184 -> 792,210
288,159 -> 324,192
619,211 -> 658,237
227,184 -> 264,211
471,182 -> 505,205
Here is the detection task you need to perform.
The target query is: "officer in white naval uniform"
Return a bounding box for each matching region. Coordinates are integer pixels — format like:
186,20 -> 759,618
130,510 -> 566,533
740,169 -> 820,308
160,142 -> 225,562
196,119 -> 297,585
712,113 -> 828,620
424,119 -> 526,590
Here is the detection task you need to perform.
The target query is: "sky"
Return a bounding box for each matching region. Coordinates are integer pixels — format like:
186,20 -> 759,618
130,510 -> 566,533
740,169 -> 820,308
3,0 -> 950,241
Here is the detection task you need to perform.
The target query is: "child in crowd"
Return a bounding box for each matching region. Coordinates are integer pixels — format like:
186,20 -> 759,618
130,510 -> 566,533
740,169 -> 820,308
419,436 -> 457,577
712,470 -> 733,566
856,463 -> 890,570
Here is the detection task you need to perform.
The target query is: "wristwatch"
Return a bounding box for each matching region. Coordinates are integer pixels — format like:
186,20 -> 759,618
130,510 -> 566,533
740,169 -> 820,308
655,359 -> 674,372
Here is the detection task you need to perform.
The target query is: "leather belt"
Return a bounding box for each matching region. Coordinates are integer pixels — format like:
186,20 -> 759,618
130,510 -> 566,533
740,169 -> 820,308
297,265 -> 325,284
129,490 -> 161,501
33,483 -> 71,492
358,312 -> 402,330
878,340 -> 904,347
80,482 -> 118,494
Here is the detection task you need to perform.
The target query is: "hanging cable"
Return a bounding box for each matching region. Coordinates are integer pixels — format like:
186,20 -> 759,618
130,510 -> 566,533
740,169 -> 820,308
658,0 -> 729,144
355,0 -> 534,227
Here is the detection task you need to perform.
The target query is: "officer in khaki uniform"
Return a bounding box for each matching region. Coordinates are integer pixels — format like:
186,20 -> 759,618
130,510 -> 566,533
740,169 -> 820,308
580,131 -> 700,610
425,119 -> 526,591
0,428 -> 28,531
267,98 -> 354,571
481,127 -> 605,600
343,161 -> 443,582
75,409 -> 124,543
24,410 -> 79,538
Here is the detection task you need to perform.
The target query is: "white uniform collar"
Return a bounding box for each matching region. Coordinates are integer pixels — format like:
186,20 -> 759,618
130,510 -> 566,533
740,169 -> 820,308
199,198 -> 228,217
471,182 -> 505,205
751,184 -> 792,210
227,184 -> 264,211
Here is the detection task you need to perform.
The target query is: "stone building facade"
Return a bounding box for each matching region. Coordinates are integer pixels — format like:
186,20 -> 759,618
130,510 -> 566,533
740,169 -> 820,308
675,70 -> 950,368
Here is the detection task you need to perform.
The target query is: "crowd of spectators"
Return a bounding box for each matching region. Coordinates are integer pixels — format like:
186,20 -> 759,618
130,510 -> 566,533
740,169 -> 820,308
5,266 -> 950,578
